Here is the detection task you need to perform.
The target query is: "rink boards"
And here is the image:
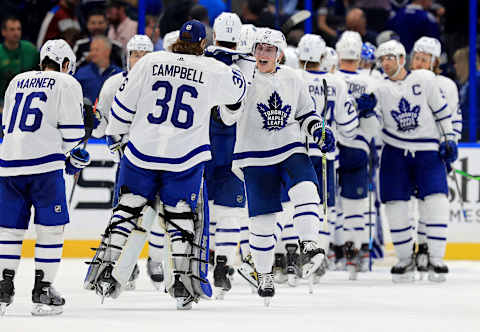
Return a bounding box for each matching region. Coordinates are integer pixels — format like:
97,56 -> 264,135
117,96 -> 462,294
15,140 -> 480,260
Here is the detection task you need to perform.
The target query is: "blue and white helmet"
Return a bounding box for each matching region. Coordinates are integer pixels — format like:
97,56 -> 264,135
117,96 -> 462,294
253,28 -> 287,60
320,47 -> 338,72
361,42 -> 376,63
40,39 -> 76,75
213,12 -> 242,43
126,34 -> 154,70
297,34 -> 326,63
237,24 -> 257,54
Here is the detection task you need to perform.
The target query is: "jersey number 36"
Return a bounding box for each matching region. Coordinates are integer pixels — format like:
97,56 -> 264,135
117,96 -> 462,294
147,80 -> 197,129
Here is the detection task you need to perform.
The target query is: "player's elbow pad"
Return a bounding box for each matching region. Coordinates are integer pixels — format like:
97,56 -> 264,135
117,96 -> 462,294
219,103 -> 243,126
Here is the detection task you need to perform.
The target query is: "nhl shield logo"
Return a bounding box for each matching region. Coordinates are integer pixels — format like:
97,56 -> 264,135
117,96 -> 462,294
391,98 -> 420,132
257,91 -> 291,131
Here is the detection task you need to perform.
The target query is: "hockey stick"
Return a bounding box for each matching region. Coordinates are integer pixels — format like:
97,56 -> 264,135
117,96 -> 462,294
367,139 -> 376,272
281,10 -> 311,35
321,79 -> 328,226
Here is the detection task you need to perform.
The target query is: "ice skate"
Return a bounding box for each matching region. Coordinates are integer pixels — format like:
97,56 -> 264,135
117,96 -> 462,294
333,245 -> 346,271
344,241 -> 359,280
273,253 -> 287,284
237,254 -> 258,289
391,258 -> 415,283
95,264 -> 121,301
173,275 -> 194,310
285,244 -> 301,287
326,243 -> 336,270
146,257 -> 164,290
124,264 -> 139,291
0,269 -> 15,316
313,257 -> 328,284
358,243 -> 370,272
214,255 -> 233,300
300,241 -> 325,280
257,272 -> 274,307
31,270 -> 65,316
415,244 -> 429,280
428,258 -> 448,283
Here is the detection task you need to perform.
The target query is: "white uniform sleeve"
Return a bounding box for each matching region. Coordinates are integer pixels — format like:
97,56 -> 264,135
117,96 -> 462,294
427,75 -> 453,139
1,80 -> 15,135
58,78 -> 86,152
106,59 -> 146,136
295,76 -> 322,136
334,80 -> 358,139
93,75 -> 119,138
442,77 -> 462,141
214,64 -> 247,125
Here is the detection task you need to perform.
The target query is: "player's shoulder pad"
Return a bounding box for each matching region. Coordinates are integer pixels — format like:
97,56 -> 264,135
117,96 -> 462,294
435,74 -> 457,89
411,69 -> 435,81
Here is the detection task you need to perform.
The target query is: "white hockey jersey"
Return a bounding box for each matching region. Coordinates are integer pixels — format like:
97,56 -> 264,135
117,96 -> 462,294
373,69 -> 453,151
298,69 -> 358,160
333,69 -> 380,153
436,75 -> 462,141
230,65 -> 323,173
0,71 -> 85,176
106,51 -> 247,172
93,71 -> 126,138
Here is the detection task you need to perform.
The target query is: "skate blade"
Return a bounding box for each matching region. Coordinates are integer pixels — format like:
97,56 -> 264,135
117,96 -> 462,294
31,304 -> 63,316
0,303 -> 7,316
124,281 -> 136,291
347,265 -> 358,281
287,274 -> 297,287
214,288 -> 226,300
176,298 -> 192,310
237,267 -> 258,288
303,255 -> 324,279
428,271 -> 447,283
308,275 -> 314,294
263,298 -> 271,307
418,272 -> 426,281
392,272 -> 415,283
150,281 -> 163,291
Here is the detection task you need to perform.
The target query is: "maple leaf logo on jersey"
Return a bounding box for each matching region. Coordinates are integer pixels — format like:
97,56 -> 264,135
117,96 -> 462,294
391,98 -> 420,132
257,91 -> 291,131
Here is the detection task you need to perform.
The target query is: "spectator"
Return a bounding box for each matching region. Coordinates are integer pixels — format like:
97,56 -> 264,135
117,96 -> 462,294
354,0 -> 391,33
145,15 -> 162,51
454,47 -> 480,142
387,0 -> 441,54
74,35 -> 121,103
344,8 -> 377,46
316,0 -> 355,46
73,9 -> 124,69
159,0 -> 194,39
240,0 -> 283,29
0,17 -> 39,106
189,5 -> 213,46
198,0 -> 226,26
106,0 -> 137,48
36,0 -> 81,49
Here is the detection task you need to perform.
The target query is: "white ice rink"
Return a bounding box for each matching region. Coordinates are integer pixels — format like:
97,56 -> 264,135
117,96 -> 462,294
1,259 -> 479,332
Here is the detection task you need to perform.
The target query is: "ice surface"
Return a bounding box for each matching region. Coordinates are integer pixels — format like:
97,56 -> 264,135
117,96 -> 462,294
1,259 -> 479,332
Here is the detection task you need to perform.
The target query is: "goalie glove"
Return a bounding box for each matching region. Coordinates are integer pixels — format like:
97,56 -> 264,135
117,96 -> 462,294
312,122 -> 335,153
65,148 -> 91,175
106,135 -> 126,163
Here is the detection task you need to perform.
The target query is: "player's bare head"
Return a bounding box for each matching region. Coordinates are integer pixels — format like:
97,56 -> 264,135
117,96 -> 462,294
172,20 -> 207,56
213,12 -> 242,50
126,34 -> 153,70
376,40 -> 406,79
253,28 -> 286,73
411,36 -> 441,72
40,39 -> 76,74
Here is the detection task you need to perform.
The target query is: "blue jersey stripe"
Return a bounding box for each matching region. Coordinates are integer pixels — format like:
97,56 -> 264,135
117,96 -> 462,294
433,104 -> 448,114
35,258 -> 61,263
250,244 -> 274,251
233,142 -> 304,160
58,124 -> 84,129
127,142 -> 210,164
35,243 -> 63,248
150,231 -> 164,237
0,240 -> 22,245
0,255 -> 21,260
337,116 -> 358,126
114,96 -> 136,114
148,242 -> 164,249
0,153 -> 65,167
111,108 -> 132,124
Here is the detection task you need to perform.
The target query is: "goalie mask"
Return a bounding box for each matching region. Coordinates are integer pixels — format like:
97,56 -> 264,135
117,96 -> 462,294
126,34 -> 154,71
40,39 -> 77,75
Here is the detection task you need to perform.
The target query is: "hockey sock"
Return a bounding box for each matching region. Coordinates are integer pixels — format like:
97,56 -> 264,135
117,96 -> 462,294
334,209 -> 345,246
239,216 -> 250,259
148,217 -> 165,262
419,194 -> 449,259
342,197 -> 369,248
385,200 -> 413,260
277,202 -> 295,252
214,205 -> 240,266
34,225 -> 64,283
0,227 -> 25,274
289,181 -> 322,243
249,214 -> 275,274
416,198 -> 427,245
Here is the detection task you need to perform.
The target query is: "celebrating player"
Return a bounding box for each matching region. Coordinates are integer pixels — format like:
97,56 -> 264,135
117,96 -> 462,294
0,39 -> 90,316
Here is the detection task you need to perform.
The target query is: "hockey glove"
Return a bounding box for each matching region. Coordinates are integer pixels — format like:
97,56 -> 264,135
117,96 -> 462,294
439,140 -> 458,164
313,125 -> 335,153
106,135 -> 125,163
356,93 -> 377,118
65,148 -> 91,175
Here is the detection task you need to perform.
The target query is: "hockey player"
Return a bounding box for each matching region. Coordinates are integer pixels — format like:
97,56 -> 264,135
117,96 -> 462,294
359,42 -> 384,80
320,47 -> 338,73
220,28 -> 335,304
0,39 -> 90,316
409,36 -> 462,276
203,12 -> 249,299
357,39 -> 455,283
296,34 -> 359,282
92,35 -> 165,290
87,20 -> 246,310
333,31 -> 380,278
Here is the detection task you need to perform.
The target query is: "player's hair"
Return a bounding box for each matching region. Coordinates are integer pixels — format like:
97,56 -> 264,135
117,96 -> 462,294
40,56 -> 70,72
216,40 -> 236,49
87,8 -> 107,21
1,16 -> 20,30
171,32 -> 204,56
299,60 -> 321,70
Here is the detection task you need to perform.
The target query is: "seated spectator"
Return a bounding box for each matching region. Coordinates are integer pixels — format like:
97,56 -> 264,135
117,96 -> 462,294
387,0 -> 441,54
0,16 -> 39,106
36,0 -> 82,49
454,47 -> 480,142
74,9 -> 124,69
106,0 -> 137,48
74,35 -> 122,104
344,8 -> 378,46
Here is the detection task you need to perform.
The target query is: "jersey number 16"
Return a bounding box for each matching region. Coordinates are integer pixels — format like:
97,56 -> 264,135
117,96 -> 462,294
6,92 -> 46,134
